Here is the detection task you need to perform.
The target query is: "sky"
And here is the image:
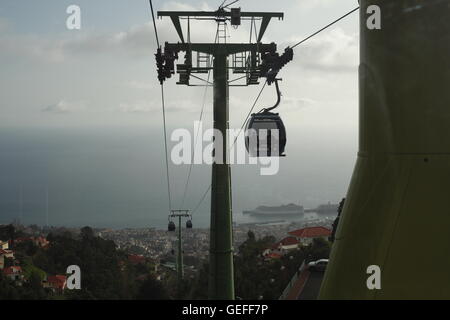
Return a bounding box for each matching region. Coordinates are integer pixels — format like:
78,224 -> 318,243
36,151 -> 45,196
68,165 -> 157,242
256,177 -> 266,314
0,0 -> 361,227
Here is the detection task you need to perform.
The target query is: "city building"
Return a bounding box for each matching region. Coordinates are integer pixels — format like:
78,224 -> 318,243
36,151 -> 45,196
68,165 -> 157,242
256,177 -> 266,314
43,275 -> 67,292
0,240 -> 9,250
288,226 -> 332,245
3,266 -> 23,282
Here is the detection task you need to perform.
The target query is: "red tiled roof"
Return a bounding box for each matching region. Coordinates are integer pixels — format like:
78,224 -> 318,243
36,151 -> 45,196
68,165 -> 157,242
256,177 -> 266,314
14,237 -> 33,243
47,275 -> 67,289
0,249 -> 13,256
3,266 -> 22,275
266,252 -> 282,259
36,236 -> 48,243
128,254 -> 146,264
288,226 -> 331,238
279,236 -> 299,246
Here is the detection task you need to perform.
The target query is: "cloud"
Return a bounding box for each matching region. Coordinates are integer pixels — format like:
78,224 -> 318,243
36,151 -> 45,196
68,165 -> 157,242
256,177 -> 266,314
286,28 -> 358,72
0,34 -> 65,63
119,99 -> 201,114
283,97 -> 316,110
62,23 -> 157,59
42,100 -> 86,114
0,20 -> 160,63
119,101 -> 155,114
0,1 -> 253,64
295,0 -> 340,11
124,81 -> 153,90
162,1 -> 214,12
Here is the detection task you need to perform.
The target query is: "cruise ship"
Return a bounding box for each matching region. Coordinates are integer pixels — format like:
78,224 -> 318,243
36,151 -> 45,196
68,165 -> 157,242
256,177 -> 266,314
315,202 -> 339,215
243,203 -> 304,217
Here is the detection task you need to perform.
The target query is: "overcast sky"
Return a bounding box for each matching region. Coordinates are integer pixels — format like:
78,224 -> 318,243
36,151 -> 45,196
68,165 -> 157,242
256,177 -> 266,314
0,0 -> 359,129
0,1 -> 361,224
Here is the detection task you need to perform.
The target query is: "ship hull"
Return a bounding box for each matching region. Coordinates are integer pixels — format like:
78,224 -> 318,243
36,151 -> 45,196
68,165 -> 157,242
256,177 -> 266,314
242,211 -> 304,218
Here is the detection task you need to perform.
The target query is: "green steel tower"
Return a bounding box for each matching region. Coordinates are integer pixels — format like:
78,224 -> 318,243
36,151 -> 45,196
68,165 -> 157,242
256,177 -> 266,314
156,7 -> 285,299
320,0 -> 450,299
169,210 -> 191,284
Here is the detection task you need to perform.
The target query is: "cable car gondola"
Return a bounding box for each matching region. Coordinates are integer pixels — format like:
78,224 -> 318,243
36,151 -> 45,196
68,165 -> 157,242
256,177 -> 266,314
168,221 -> 176,232
186,219 -> 193,229
245,79 -> 287,157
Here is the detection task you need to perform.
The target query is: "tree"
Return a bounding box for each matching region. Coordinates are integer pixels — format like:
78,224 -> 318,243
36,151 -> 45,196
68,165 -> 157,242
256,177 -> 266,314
16,240 -> 38,256
22,271 -> 47,300
0,224 -> 15,241
190,262 -> 209,299
310,238 -> 331,260
80,226 -> 94,240
136,277 -> 170,300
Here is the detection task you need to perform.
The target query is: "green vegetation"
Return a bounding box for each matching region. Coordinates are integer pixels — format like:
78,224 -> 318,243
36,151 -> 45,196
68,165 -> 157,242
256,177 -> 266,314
0,225 -> 169,300
0,225 -> 331,300
188,231 -> 332,300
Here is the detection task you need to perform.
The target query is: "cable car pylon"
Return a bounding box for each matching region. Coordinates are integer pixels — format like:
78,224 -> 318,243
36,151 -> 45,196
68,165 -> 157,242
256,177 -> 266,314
155,4 -> 293,300
168,209 -> 192,288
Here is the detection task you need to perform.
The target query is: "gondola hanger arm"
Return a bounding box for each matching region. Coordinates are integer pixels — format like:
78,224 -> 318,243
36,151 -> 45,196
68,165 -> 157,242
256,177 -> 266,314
260,78 -> 282,113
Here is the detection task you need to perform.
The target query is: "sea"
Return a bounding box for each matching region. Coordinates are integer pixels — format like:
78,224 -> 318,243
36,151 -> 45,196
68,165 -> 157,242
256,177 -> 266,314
0,126 -> 351,229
